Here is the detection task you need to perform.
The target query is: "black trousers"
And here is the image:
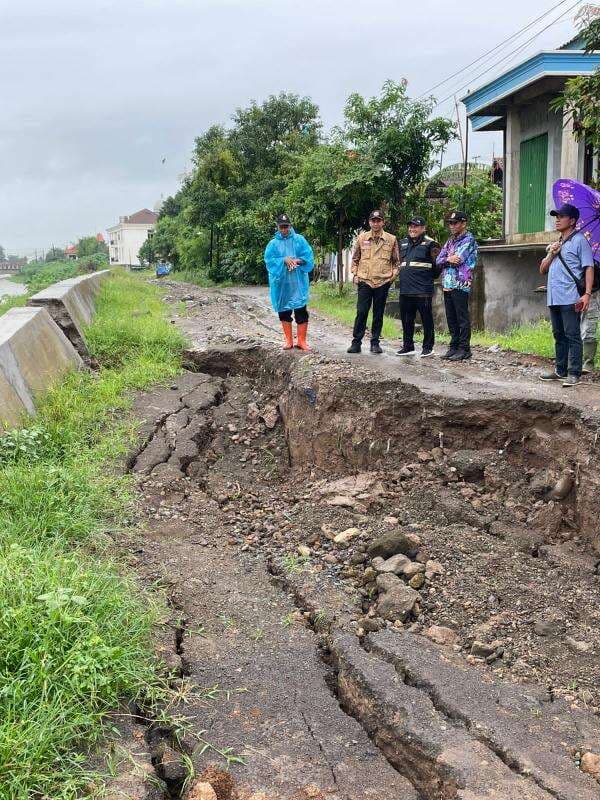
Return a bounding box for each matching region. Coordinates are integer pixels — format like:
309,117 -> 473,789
400,295 -> 434,351
352,281 -> 390,344
278,305 -> 309,324
443,289 -> 471,351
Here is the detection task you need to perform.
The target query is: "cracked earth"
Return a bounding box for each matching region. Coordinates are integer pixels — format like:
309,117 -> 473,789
103,282 -> 600,800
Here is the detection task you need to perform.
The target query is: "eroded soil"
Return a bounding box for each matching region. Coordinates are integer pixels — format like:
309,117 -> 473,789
105,282 -> 600,800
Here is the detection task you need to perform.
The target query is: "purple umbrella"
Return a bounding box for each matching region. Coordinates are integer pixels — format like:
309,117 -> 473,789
552,179 -> 600,258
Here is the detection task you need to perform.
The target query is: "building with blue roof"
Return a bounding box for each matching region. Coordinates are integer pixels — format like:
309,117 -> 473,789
459,39 -> 599,329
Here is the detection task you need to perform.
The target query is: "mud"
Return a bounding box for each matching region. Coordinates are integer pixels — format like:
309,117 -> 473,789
102,282 -> 600,800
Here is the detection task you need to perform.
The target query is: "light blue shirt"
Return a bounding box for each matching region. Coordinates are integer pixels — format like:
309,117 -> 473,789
547,232 -> 595,306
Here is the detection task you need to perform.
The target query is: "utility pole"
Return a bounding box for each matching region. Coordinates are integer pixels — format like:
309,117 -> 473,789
455,96 -> 465,164
463,116 -> 470,189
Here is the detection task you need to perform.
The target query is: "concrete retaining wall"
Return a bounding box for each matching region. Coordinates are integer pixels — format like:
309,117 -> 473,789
28,270 -> 111,359
386,249 -> 548,335
0,307 -> 83,431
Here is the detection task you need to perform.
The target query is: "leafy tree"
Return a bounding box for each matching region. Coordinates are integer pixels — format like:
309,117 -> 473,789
158,193 -> 183,219
287,144 -> 382,284
77,236 -> 108,258
342,80 -> 455,228
139,216 -> 182,267
0,245 -> 5,262
45,247 -> 65,263
552,7 -> 600,175
444,172 -> 503,240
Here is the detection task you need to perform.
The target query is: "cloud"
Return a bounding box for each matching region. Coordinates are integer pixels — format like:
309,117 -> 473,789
1,0 -> 577,252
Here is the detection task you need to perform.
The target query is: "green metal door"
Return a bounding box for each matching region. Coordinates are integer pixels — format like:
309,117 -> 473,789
518,133 -> 548,233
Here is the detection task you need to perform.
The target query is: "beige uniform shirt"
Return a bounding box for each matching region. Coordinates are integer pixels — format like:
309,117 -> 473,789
351,230 -> 400,288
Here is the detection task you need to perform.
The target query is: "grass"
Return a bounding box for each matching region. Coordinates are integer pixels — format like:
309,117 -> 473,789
0,269 -> 185,799
0,294 -> 27,318
311,281 -> 557,360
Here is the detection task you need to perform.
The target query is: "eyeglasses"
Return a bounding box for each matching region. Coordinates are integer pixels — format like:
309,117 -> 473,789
448,221 -> 463,225
278,224 -> 290,229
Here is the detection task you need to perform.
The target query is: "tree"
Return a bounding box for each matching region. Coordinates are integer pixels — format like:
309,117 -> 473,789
444,173 -> 503,240
45,247 -> 65,263
287,144 -> 382,284
552,6 -> 600,175
77,236 -> 108,258
342,80 -> 455,227
0,245 -> 5,262
139,216 -> 182,267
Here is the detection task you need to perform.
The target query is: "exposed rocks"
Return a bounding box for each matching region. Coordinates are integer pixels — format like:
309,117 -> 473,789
375,575 -> 420,622
187,781 -> 218,800
581,752 -> 600,783
425,625 -> 459,646
447,449 -> 494,480
367,531 -> 421,560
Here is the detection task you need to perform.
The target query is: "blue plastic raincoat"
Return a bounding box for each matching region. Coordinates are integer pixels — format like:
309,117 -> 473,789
264,228 -> 314,313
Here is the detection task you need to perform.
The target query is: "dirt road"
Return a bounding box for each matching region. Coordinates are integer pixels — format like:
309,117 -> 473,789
106,281 -> 600,800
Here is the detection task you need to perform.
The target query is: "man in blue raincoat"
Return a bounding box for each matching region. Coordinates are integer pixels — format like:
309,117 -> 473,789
264,213 -> 314,350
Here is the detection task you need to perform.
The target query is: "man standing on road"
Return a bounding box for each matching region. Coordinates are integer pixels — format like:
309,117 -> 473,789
436,211 -> 478,361
539,203 -> 595,387
347,210 -> 399,355
264,213 -> 315,351
396,216 -> 440,357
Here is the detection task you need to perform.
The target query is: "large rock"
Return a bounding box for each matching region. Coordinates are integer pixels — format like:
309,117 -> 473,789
376,583 -> 420,622
447,449 -> 494,480
368,531 -> 420,560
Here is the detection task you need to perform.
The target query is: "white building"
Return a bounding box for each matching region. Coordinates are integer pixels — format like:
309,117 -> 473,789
107,208 -> 159,268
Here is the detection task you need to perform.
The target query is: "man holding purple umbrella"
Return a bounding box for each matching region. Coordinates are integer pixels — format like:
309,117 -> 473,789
539,203 -> 595,387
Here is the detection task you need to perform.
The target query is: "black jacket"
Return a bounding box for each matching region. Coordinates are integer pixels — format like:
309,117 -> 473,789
398,235 -> 440,296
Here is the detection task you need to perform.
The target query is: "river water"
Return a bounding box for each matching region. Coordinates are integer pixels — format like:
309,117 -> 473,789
0,275 -> 27,298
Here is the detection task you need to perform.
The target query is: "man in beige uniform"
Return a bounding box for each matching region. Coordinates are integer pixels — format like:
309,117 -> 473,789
347,210 -> 400,354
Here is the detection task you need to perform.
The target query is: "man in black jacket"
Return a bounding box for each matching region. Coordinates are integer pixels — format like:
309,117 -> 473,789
396,217 -> 440,357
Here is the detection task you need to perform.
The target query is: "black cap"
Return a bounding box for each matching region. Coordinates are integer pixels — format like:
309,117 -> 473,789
447,211 -> 467,223
409,216 -> 426,226
276,213 -> 291,226
550,203 -> 579,221
369,210 -> 384,220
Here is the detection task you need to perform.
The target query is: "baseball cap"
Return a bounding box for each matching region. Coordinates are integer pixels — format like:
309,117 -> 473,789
276,213 -> 291,225
409,216 -> 426,226
550,203 -> 579,221
448,211 -> 467,222
369,210 -> 384,221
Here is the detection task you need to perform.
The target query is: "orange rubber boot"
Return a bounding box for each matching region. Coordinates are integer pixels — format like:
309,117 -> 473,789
296,322 -> 312,351
281,321 -> 294,350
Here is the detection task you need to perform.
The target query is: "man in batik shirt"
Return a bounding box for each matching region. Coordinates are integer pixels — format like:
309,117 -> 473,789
436,211 -> 478,361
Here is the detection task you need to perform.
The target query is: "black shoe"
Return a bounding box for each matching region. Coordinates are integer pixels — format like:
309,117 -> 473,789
396,346 -> 416,356
420,349 -> 434,358
448,349 -> 471,362
440,348 -> 458,360
370,342 -> 383,354
347,342 -> 361,354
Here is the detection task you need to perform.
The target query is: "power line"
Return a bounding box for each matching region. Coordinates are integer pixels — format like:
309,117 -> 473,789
434,0 -> 582,108
418,0 -> 574,100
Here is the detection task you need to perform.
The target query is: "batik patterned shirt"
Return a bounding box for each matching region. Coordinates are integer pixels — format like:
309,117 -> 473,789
436,231 -> 478,293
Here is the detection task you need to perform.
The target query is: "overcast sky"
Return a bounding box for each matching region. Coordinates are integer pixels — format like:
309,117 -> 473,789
1,0 -> 579,255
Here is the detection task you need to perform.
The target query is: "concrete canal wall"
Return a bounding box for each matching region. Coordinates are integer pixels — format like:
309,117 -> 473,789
0,270 -> 111,431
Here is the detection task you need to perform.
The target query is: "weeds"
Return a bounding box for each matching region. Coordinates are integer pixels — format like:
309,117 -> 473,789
280,552 -> 309,575
0,270 -> 184,799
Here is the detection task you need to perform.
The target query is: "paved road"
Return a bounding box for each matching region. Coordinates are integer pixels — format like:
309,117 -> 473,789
212,285 -> 600,414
